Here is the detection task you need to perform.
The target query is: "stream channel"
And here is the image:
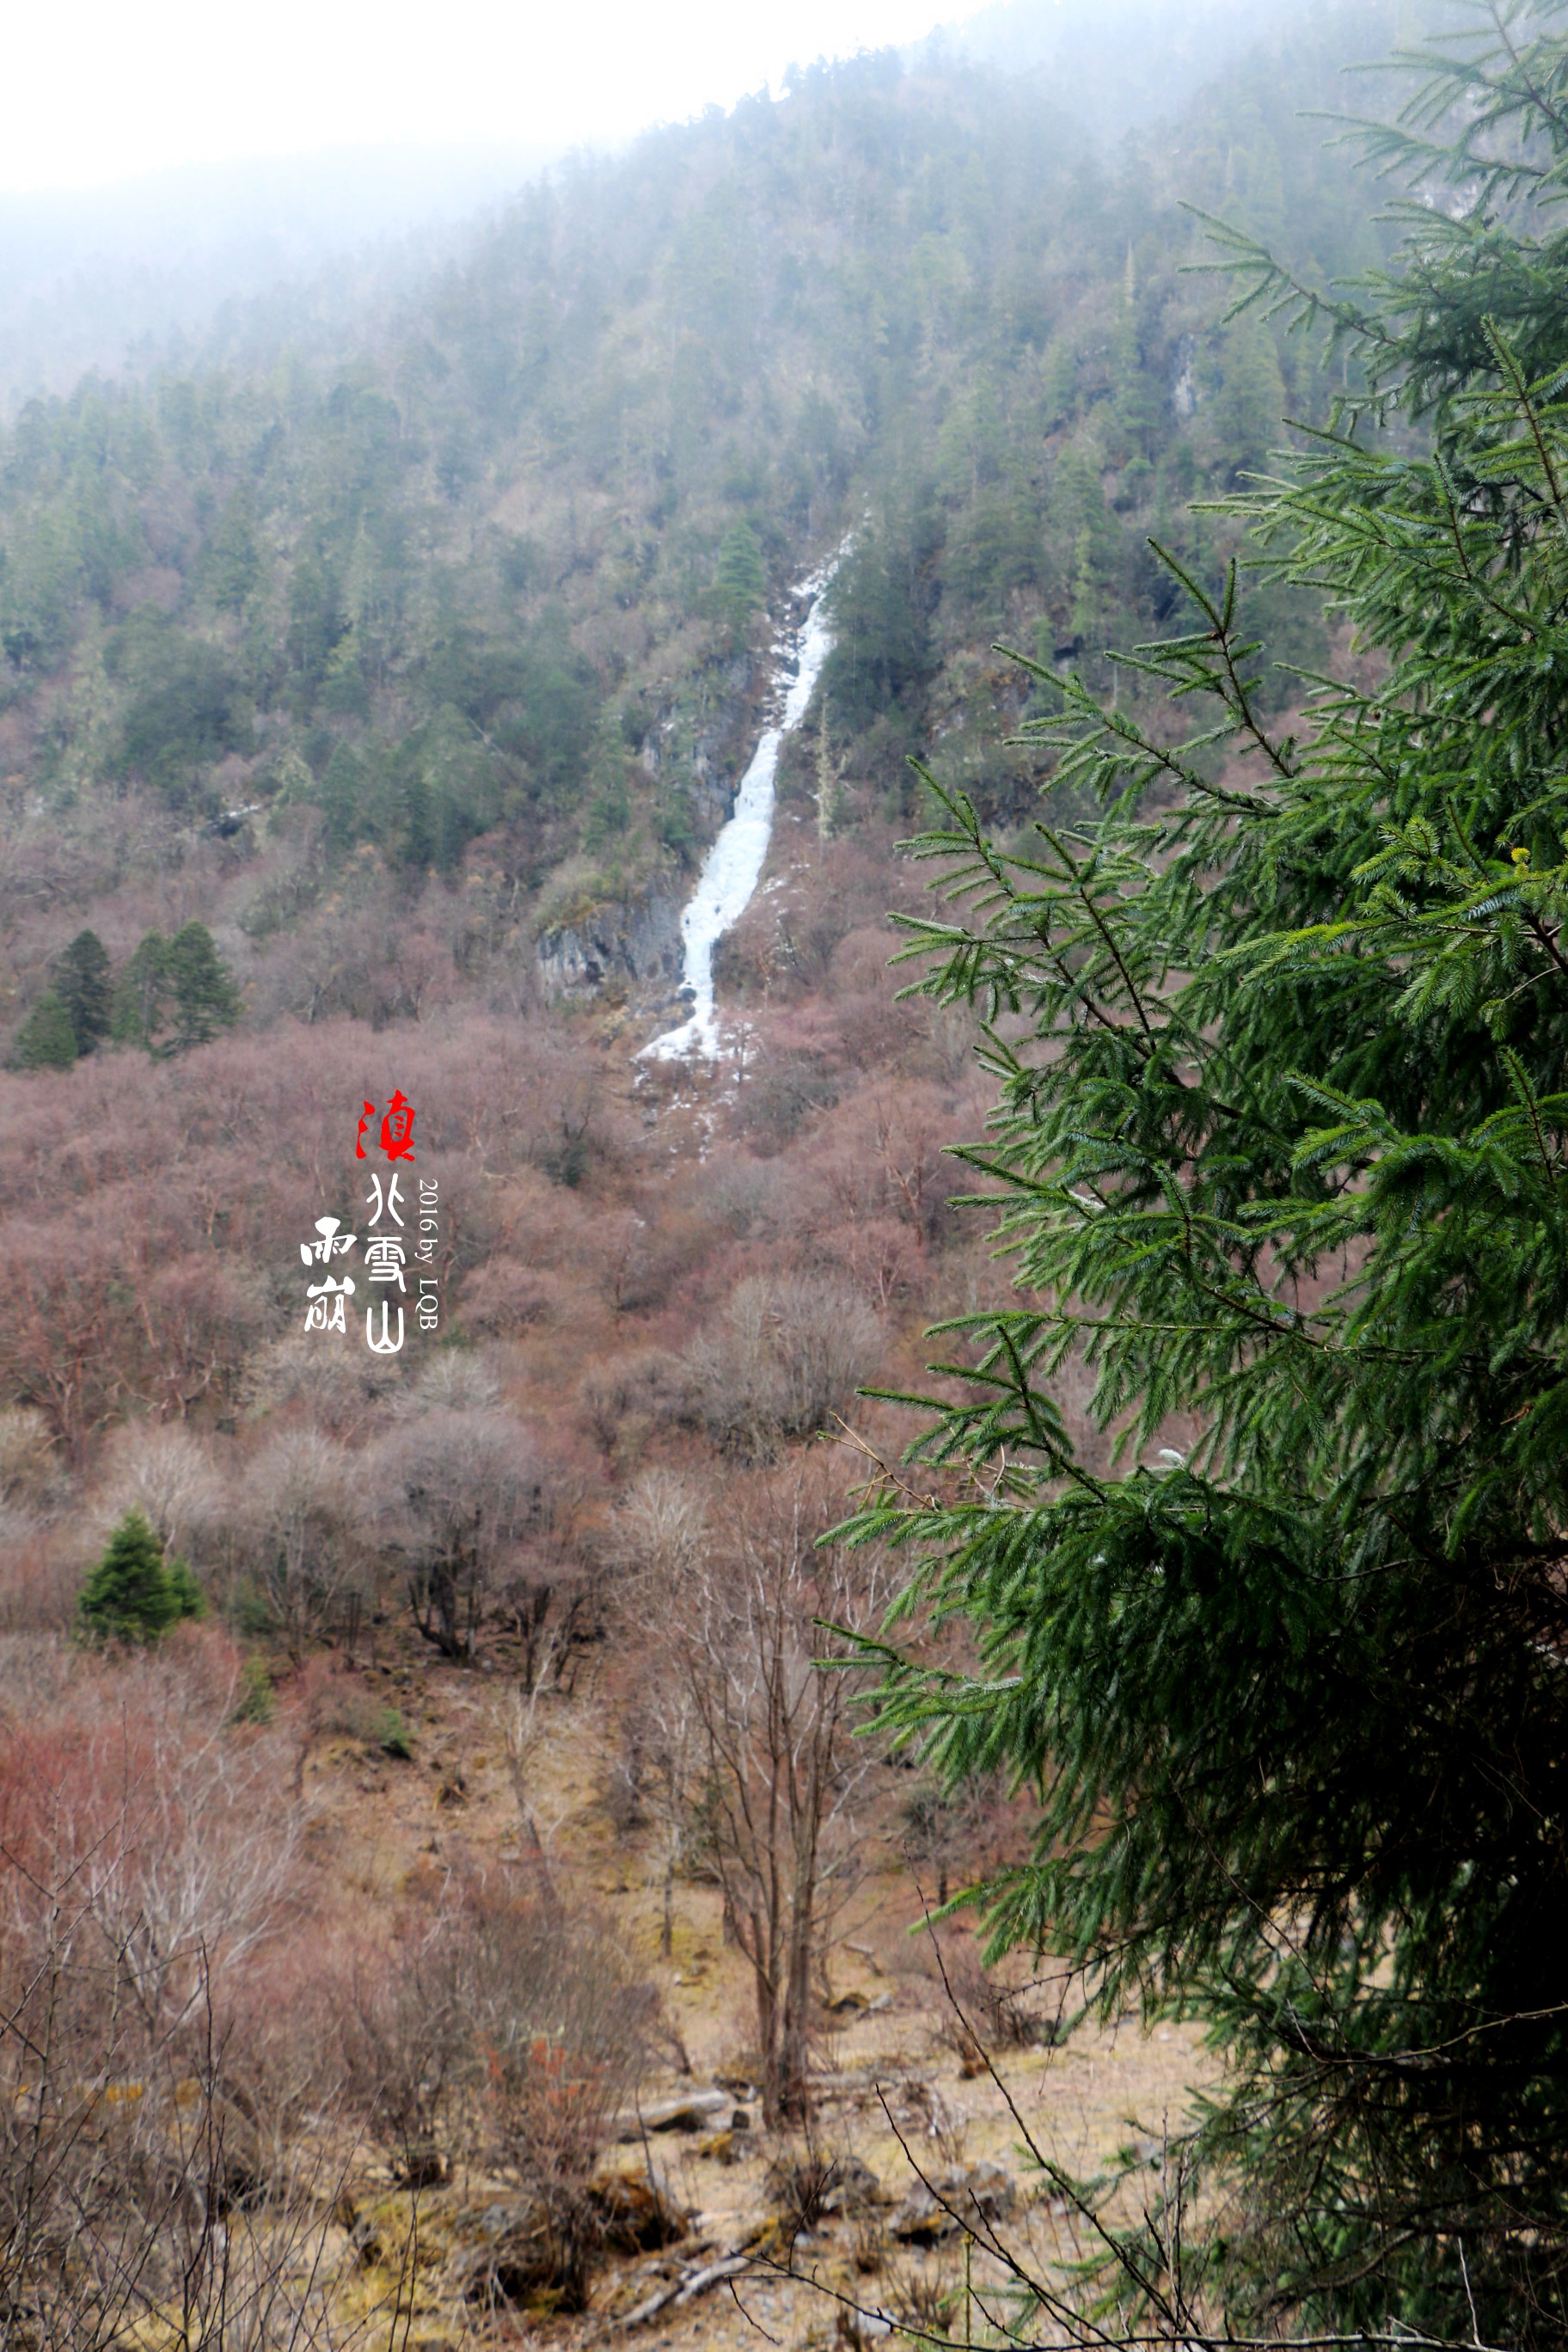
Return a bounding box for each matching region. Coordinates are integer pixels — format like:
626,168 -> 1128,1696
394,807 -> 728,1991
641,556 -> 837,1062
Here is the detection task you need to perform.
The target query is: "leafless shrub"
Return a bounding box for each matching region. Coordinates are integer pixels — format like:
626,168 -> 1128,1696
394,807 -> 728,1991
613,1467 -> 711,1591
107,1425 -> 213,1546
457,1871 -> 663,2310
913,1918 -> 1058,2062
0,1632 -> 75,1717
940,1945 -> 1050,2053
934,2007 -> 989,2079
45,1707 -> 299,2029
231,1429 -> 366,1663
849,2214 -> 886,2275
693,1154 -> 787,1239
211,1942 -> 346,2204
334,1913 -> 470,2189
579,1349 -> 683,1467
286,1663 -> 389,1748
372,1406 -> 542,1662
767,2141 -> 880,2239
0,1409 -> 56,1507
682,1274 -> 881,1458
732,1053 -> 839,1149
0,1689 -> 398,2350
334,1858 -> 658,2254
0,1506 -> 52,1632
395,1351 -> 501,1415
885,2251 -> 956,2338
490,1463 -> 603,1697
459,1256 -> 578,1333
240,1331 -> 404,1437
0,1906 -> 397,2350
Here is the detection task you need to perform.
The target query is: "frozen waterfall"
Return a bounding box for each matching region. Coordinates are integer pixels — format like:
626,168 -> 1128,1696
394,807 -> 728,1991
640,558 -> 836,1062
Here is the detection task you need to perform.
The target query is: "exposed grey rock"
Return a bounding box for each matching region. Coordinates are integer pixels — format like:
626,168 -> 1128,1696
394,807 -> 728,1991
536,887 -> 683,1003
818,2156 -> 885,2216
890,2159 -> 1016,2244
616,2087 -> 734,2137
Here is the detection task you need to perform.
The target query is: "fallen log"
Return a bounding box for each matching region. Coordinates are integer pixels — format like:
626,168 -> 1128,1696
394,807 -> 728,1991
616,2088 -> 734,2140
621,2251 -> 752,2328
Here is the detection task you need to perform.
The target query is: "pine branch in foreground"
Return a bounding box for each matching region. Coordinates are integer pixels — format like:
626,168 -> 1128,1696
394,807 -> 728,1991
844,7 -> 1568,2345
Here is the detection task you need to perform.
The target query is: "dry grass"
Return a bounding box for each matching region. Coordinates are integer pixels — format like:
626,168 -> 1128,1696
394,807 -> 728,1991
279,1630 -> 1216,2352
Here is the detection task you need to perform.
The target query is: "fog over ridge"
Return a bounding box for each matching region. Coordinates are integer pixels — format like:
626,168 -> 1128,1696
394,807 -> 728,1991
0,0 -> 1437,410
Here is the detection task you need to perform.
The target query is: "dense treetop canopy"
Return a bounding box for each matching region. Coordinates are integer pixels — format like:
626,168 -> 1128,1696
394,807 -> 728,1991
0,8 -> 1395,978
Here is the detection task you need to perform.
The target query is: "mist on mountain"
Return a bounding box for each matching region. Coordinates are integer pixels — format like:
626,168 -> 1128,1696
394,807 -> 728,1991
0,0 -> 1422,409
0,141 -> 561,408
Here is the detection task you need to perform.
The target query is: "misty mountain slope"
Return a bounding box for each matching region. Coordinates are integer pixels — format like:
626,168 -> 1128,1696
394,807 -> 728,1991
0,0 -> 1430,412
0,143 -> 562,412
928,0 -> 1298,131
0,7 -> 1407,1050
931,0 -> 1456,130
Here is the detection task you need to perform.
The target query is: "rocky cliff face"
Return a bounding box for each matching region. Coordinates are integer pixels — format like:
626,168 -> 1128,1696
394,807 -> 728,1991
535,887 -> 684,1008
534,656 -> 768,1008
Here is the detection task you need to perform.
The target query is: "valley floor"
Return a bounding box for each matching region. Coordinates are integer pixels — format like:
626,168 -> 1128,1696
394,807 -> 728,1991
297,1633 -> 1212,2351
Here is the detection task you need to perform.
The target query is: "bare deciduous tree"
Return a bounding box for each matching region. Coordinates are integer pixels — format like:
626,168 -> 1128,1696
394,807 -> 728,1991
0,1410 -> 54,1508
375,1407 -> 541,1662
95,1422 -> 217,1562
0,1670 -> 397,2351
236,1429 -> 363,1664
645,1462 -> 889,2125
683,1274 -> 882,1459
616,1471 -> 713,1959
492,1459 -> 603,1699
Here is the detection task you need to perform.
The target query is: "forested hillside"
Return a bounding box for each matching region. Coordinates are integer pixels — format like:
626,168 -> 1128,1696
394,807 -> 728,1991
0,0 -> 1402,1047
0,6 -> 1492,2348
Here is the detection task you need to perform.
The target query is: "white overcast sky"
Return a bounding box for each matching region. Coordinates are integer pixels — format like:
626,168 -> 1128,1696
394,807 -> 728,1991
8,0 -> 993,194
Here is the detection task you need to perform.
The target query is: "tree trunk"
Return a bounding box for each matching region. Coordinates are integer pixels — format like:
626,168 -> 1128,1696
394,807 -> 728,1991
755,1955 -> 784,2128
778,1887 -> 814,2124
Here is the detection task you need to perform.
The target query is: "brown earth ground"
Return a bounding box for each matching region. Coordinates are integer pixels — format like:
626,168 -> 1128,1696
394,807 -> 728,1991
298,1632 -> 1214,2352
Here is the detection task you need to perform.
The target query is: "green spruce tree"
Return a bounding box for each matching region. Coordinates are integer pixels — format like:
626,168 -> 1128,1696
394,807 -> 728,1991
10,989 -> 77,1070
203,486 -> 262,615
111,931 -> 170,1050
79,1509 -> 201,1643
583,703 -> 634,855
163,1553 -> 206,1622
854,9 -> 1568,2345
52,928 -> 112,1055
318,741 -> 366,854
710,519 -> 766,652
163,923 -> 241,1051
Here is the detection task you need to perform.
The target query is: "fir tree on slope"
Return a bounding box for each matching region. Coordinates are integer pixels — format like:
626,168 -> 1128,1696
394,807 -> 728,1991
52,928 -> 112,1056
851,6 -> 1568,2345
164,922 -> 241,1050
110,923 -> 240,1056
80,1508 -> 204,1644
710,519 -> 768,653
9,990 -> 77,1071
110,932 -> 171,1052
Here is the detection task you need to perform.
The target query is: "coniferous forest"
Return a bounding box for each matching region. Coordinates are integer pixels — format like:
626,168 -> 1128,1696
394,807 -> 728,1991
3,4 -> 1568,2349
